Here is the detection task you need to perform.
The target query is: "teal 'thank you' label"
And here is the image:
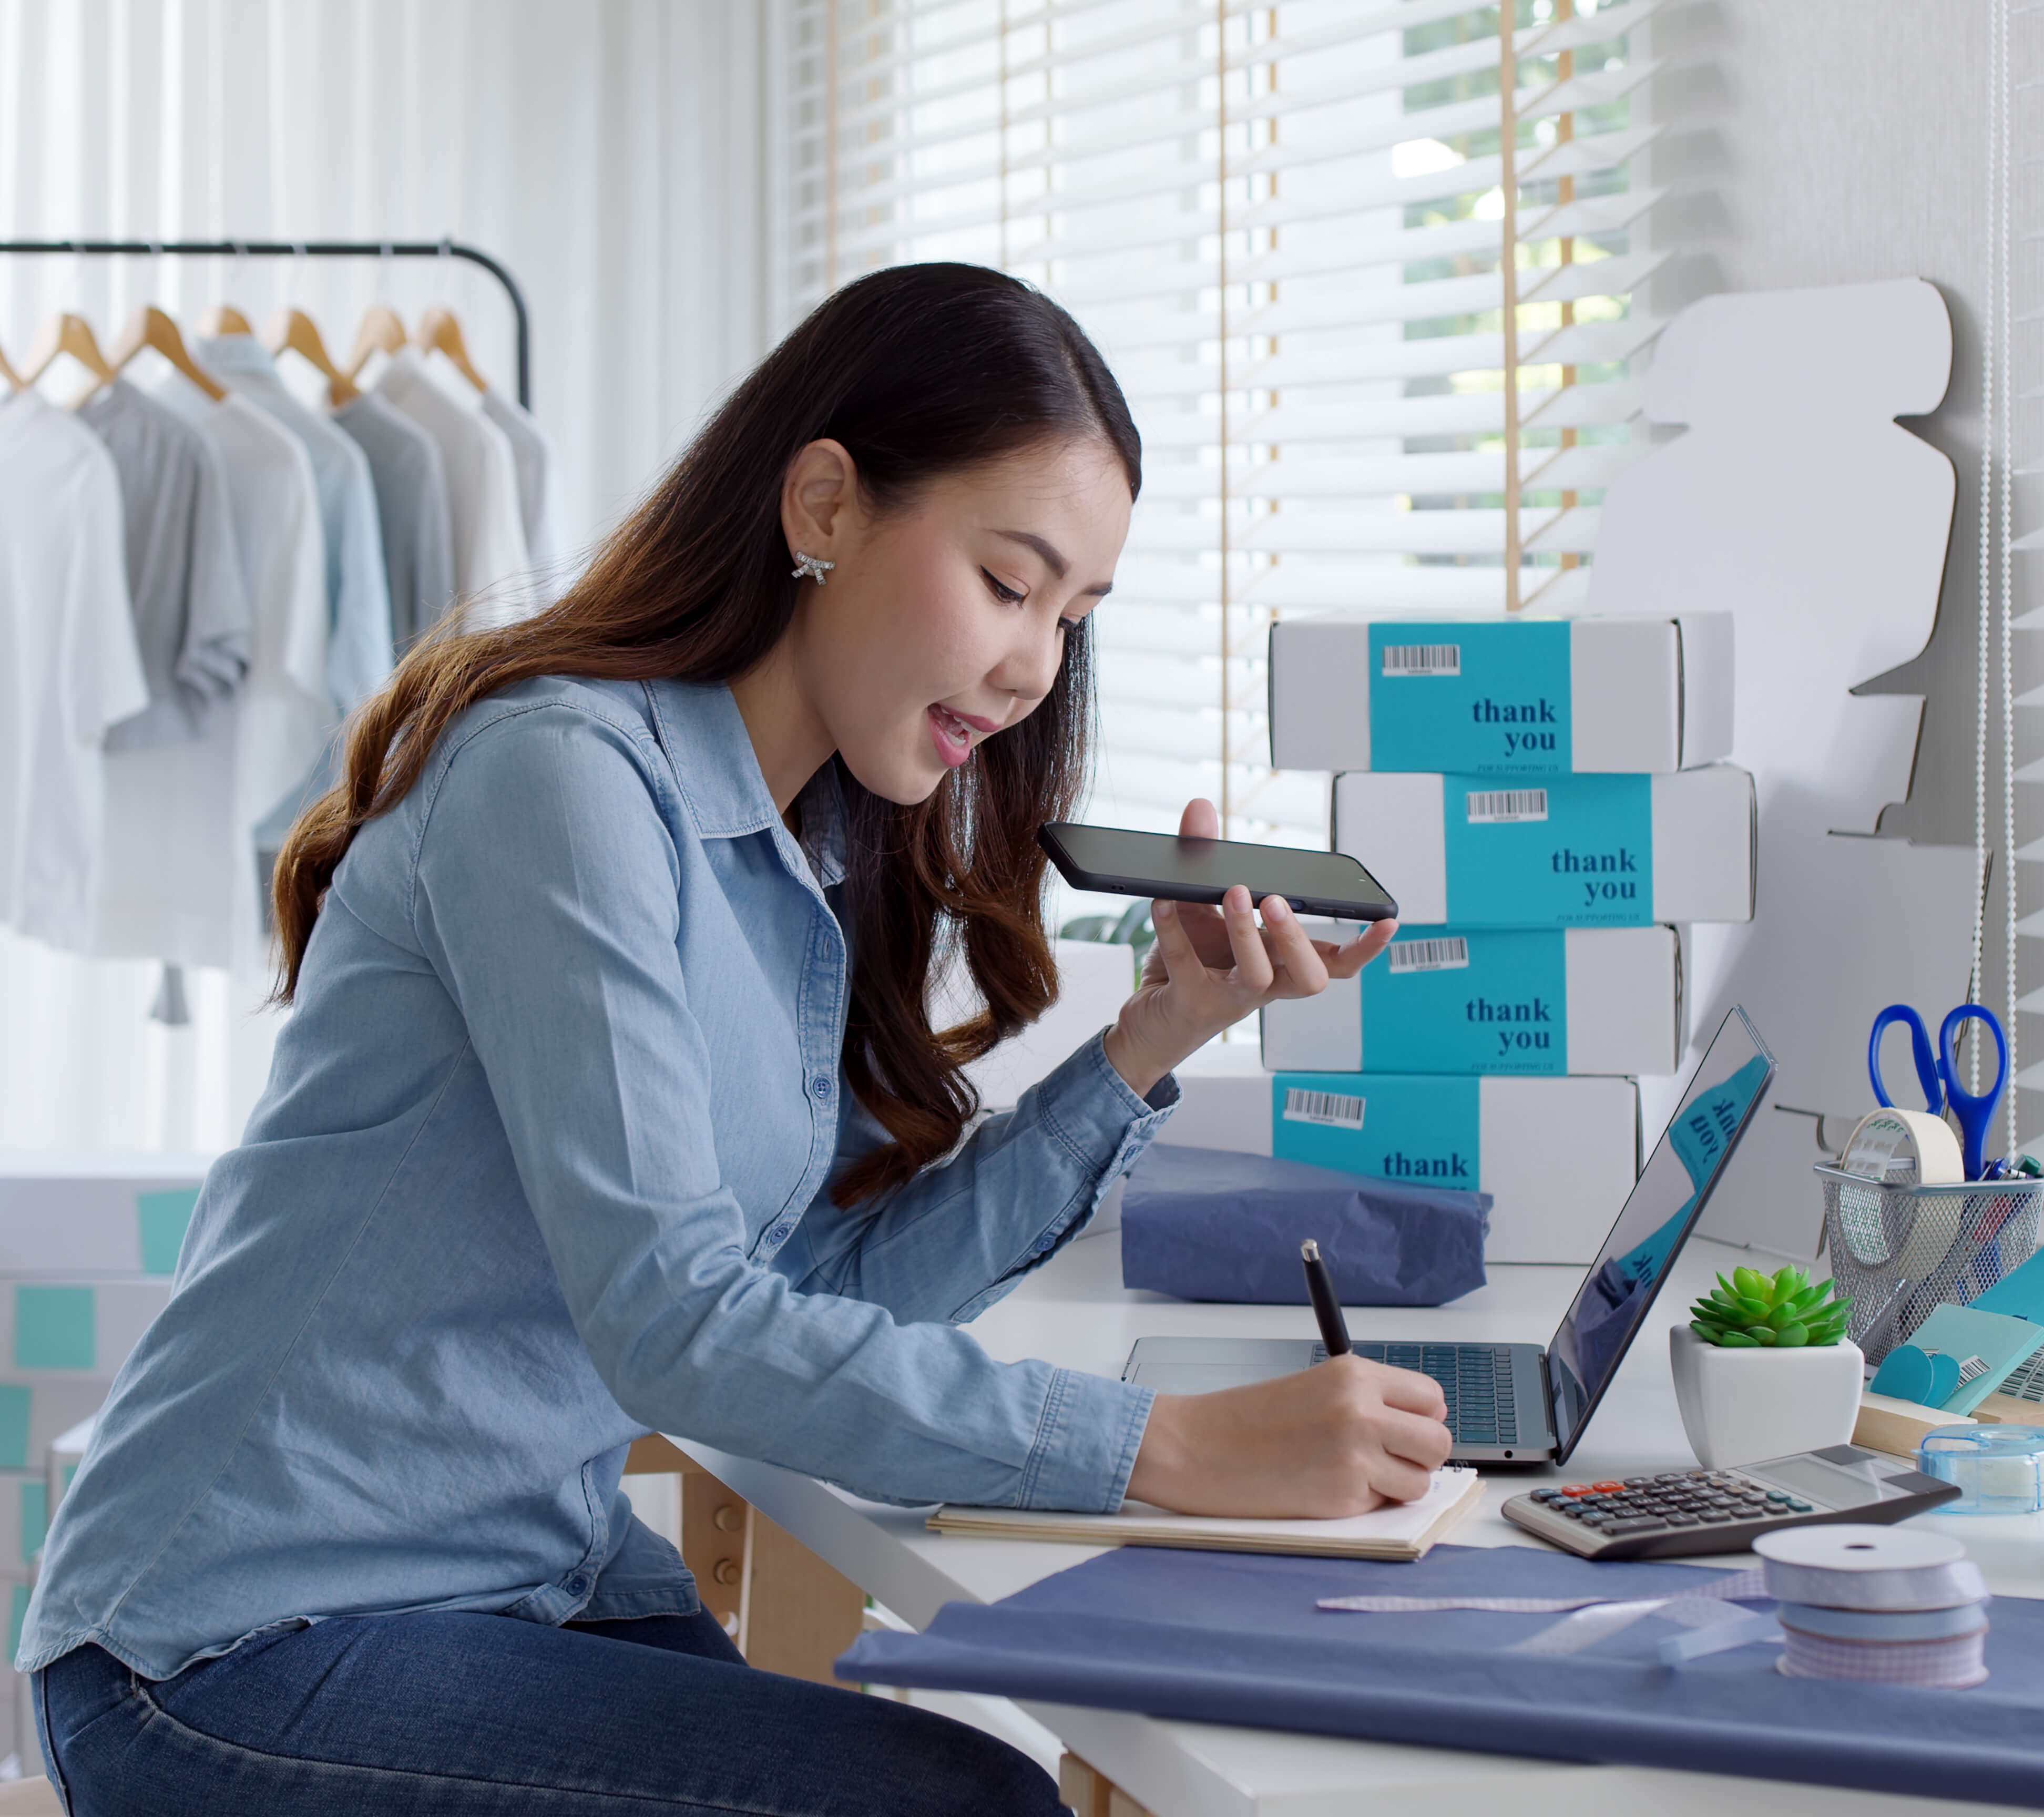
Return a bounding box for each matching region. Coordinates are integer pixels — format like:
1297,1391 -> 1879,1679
1271,1073 -> 1481,1187
14,1285 -> 95,1371
137,1186 -> 200,1277
1361,928 -> 1567,1074
1368,619 -> 1572,773
1442,771 -> 1652,926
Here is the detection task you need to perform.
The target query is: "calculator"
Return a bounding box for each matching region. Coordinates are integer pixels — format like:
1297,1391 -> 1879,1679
1500,1443 -> 1963,1559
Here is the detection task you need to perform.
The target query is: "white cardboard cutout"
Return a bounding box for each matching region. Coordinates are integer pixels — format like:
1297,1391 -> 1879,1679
1588,280 -> 1977,1258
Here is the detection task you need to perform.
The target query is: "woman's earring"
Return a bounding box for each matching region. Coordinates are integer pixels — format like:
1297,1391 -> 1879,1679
791,551 -> 835,585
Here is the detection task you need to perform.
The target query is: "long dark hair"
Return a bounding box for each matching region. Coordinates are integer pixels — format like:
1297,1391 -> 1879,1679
272,263 -> 1141,1204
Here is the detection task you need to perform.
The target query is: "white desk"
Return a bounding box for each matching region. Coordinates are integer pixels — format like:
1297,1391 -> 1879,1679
674,1229 -> 2041,1817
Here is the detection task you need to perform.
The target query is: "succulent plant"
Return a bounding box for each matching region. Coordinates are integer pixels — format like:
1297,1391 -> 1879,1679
1688,1264 -> 1852,1349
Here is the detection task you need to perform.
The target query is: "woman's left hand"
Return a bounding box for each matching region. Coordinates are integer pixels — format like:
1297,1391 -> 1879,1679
1100,798 -> 1398,1099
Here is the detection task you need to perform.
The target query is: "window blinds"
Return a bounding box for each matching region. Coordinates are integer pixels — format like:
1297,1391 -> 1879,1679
785,0 -> 1663,846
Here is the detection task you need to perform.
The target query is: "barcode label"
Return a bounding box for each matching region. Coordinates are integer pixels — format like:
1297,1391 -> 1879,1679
1283,1088 -> 1366,1130
1466,788 -> 1549,823
1382,643 -> 1461,677
1387,936 -> 1470,973
2000,1350 -> 2044,1403
1925,1348 -> 1992,1386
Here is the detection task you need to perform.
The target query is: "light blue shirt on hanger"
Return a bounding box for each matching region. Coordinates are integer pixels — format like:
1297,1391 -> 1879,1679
20,678 -> 1169,1682
196,335 -> 394,711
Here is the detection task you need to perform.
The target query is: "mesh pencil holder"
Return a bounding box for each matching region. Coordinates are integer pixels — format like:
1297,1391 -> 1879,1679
1817,1164 -> 2044,1366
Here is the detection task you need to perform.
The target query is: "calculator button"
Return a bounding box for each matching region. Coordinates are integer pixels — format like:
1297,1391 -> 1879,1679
1664,1512 -> 1701,1526
1784,1498 -> 1812,1512
1560,1484 -> 1595,1497
1605,1517 -> 1668,1534
1763,1490 -> 1790,1503
1591,1481 -> 1625,1493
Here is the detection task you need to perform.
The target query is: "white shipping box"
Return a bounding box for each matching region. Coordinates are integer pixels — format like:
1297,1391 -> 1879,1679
1270,613 -> 1735,774
0,1155 -> 211,1277
1334,766 -> 1754,927
1263,926 -> 1682,1076
1155,1061 -> 1639,1265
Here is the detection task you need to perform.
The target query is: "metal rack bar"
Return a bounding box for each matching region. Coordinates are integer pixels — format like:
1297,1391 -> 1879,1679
0,237 -> 532,407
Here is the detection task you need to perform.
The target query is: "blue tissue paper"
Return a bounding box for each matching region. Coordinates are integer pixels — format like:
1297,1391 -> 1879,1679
1120,1144 -> 1489,1306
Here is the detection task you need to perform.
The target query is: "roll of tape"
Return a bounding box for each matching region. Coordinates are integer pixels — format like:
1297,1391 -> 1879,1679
1755,1524 -> 1986,1611
1841,1108 -> 1965,1188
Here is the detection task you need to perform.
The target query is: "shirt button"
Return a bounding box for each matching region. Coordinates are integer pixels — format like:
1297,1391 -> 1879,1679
771,1223 -> 793,1243
811,1074 -> 832,1100
567,1575 -> 589,1596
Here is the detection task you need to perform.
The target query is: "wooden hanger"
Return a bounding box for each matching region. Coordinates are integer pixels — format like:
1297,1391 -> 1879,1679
109,304 -> 228,402
198,302 -> 254,336
345,303 -> 407,381
264,305 -> 360,405
22,312 -> 117,400
0,336 -> 21,393
415,304 -> 487,393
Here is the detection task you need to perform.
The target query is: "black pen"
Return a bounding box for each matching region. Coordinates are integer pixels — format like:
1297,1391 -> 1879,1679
1300,1238 -> 1352,1358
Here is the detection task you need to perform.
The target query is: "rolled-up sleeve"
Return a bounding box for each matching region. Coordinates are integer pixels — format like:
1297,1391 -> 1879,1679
408,705 -> 1151,1513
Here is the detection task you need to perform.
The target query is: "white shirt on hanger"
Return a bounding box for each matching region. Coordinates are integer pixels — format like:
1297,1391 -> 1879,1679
376,350 -> 531,628
481,386 -> 561,595
0,391 -> 149,953
99,382 -> 332,968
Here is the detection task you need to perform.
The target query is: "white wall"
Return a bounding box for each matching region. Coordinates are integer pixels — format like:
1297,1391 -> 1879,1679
1649,0 -> 2042,1139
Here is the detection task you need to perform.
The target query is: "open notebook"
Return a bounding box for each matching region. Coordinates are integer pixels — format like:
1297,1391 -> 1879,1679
928,1466 -> 1484,1560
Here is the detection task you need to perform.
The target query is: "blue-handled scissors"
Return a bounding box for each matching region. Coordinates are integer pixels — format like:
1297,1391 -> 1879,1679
1867,1002 -> 2008,1181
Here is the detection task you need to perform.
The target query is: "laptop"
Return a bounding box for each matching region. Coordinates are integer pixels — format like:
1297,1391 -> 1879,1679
1120,1006 -> 1776,1468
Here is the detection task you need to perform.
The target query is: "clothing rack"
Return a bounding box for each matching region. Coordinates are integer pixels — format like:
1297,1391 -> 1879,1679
0,238 -> 532,408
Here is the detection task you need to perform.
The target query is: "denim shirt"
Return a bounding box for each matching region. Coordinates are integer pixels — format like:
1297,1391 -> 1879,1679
21,677 -> 1171,1681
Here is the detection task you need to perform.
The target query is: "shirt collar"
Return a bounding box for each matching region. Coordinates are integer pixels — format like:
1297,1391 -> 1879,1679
195,334 -> 282,381
646,679 -> 847,889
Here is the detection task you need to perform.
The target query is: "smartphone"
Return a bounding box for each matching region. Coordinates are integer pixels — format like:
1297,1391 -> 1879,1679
1038,823 -> 1398,922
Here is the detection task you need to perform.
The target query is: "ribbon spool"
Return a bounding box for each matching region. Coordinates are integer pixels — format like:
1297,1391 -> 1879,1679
1754,1526 -> 1989,1688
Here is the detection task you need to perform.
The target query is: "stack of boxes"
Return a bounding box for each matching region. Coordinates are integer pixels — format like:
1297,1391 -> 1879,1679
1159,613 -> 1752,1267
0,1158 -> 200,1762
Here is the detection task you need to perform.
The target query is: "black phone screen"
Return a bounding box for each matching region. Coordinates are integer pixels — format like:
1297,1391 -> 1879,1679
1038,823 -> 1398,922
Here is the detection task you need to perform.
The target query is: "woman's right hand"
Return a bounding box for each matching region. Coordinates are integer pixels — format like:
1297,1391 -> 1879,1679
1122,1356 -> 1454,1517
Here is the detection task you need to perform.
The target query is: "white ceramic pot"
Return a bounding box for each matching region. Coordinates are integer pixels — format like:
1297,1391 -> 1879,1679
1668,1325 -> 1865,1469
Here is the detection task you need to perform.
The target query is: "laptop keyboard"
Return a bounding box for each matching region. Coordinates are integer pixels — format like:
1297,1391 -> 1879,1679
1306,1342 -> 1520,1445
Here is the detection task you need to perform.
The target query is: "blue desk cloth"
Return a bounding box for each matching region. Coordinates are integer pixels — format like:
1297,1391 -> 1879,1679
1119,1145 -> 1488,1305
837,1543 -> 2044,1808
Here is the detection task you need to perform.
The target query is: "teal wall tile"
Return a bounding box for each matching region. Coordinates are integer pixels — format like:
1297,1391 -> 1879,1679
137,1188 -> 200,1276
14,1286 -> 95,1371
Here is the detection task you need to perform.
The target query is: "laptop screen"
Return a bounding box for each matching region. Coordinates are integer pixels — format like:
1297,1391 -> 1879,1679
1545,1007 -> 1776,1463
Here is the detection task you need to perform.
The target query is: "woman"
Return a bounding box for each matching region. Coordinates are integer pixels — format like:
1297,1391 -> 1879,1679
23,264 -> 1450,1814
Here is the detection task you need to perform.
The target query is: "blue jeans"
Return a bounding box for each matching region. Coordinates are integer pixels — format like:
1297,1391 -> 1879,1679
35,1610 -> 1066,1815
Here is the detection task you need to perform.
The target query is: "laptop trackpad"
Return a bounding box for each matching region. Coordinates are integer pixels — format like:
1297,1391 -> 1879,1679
1122,1336 -> 1319,1393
